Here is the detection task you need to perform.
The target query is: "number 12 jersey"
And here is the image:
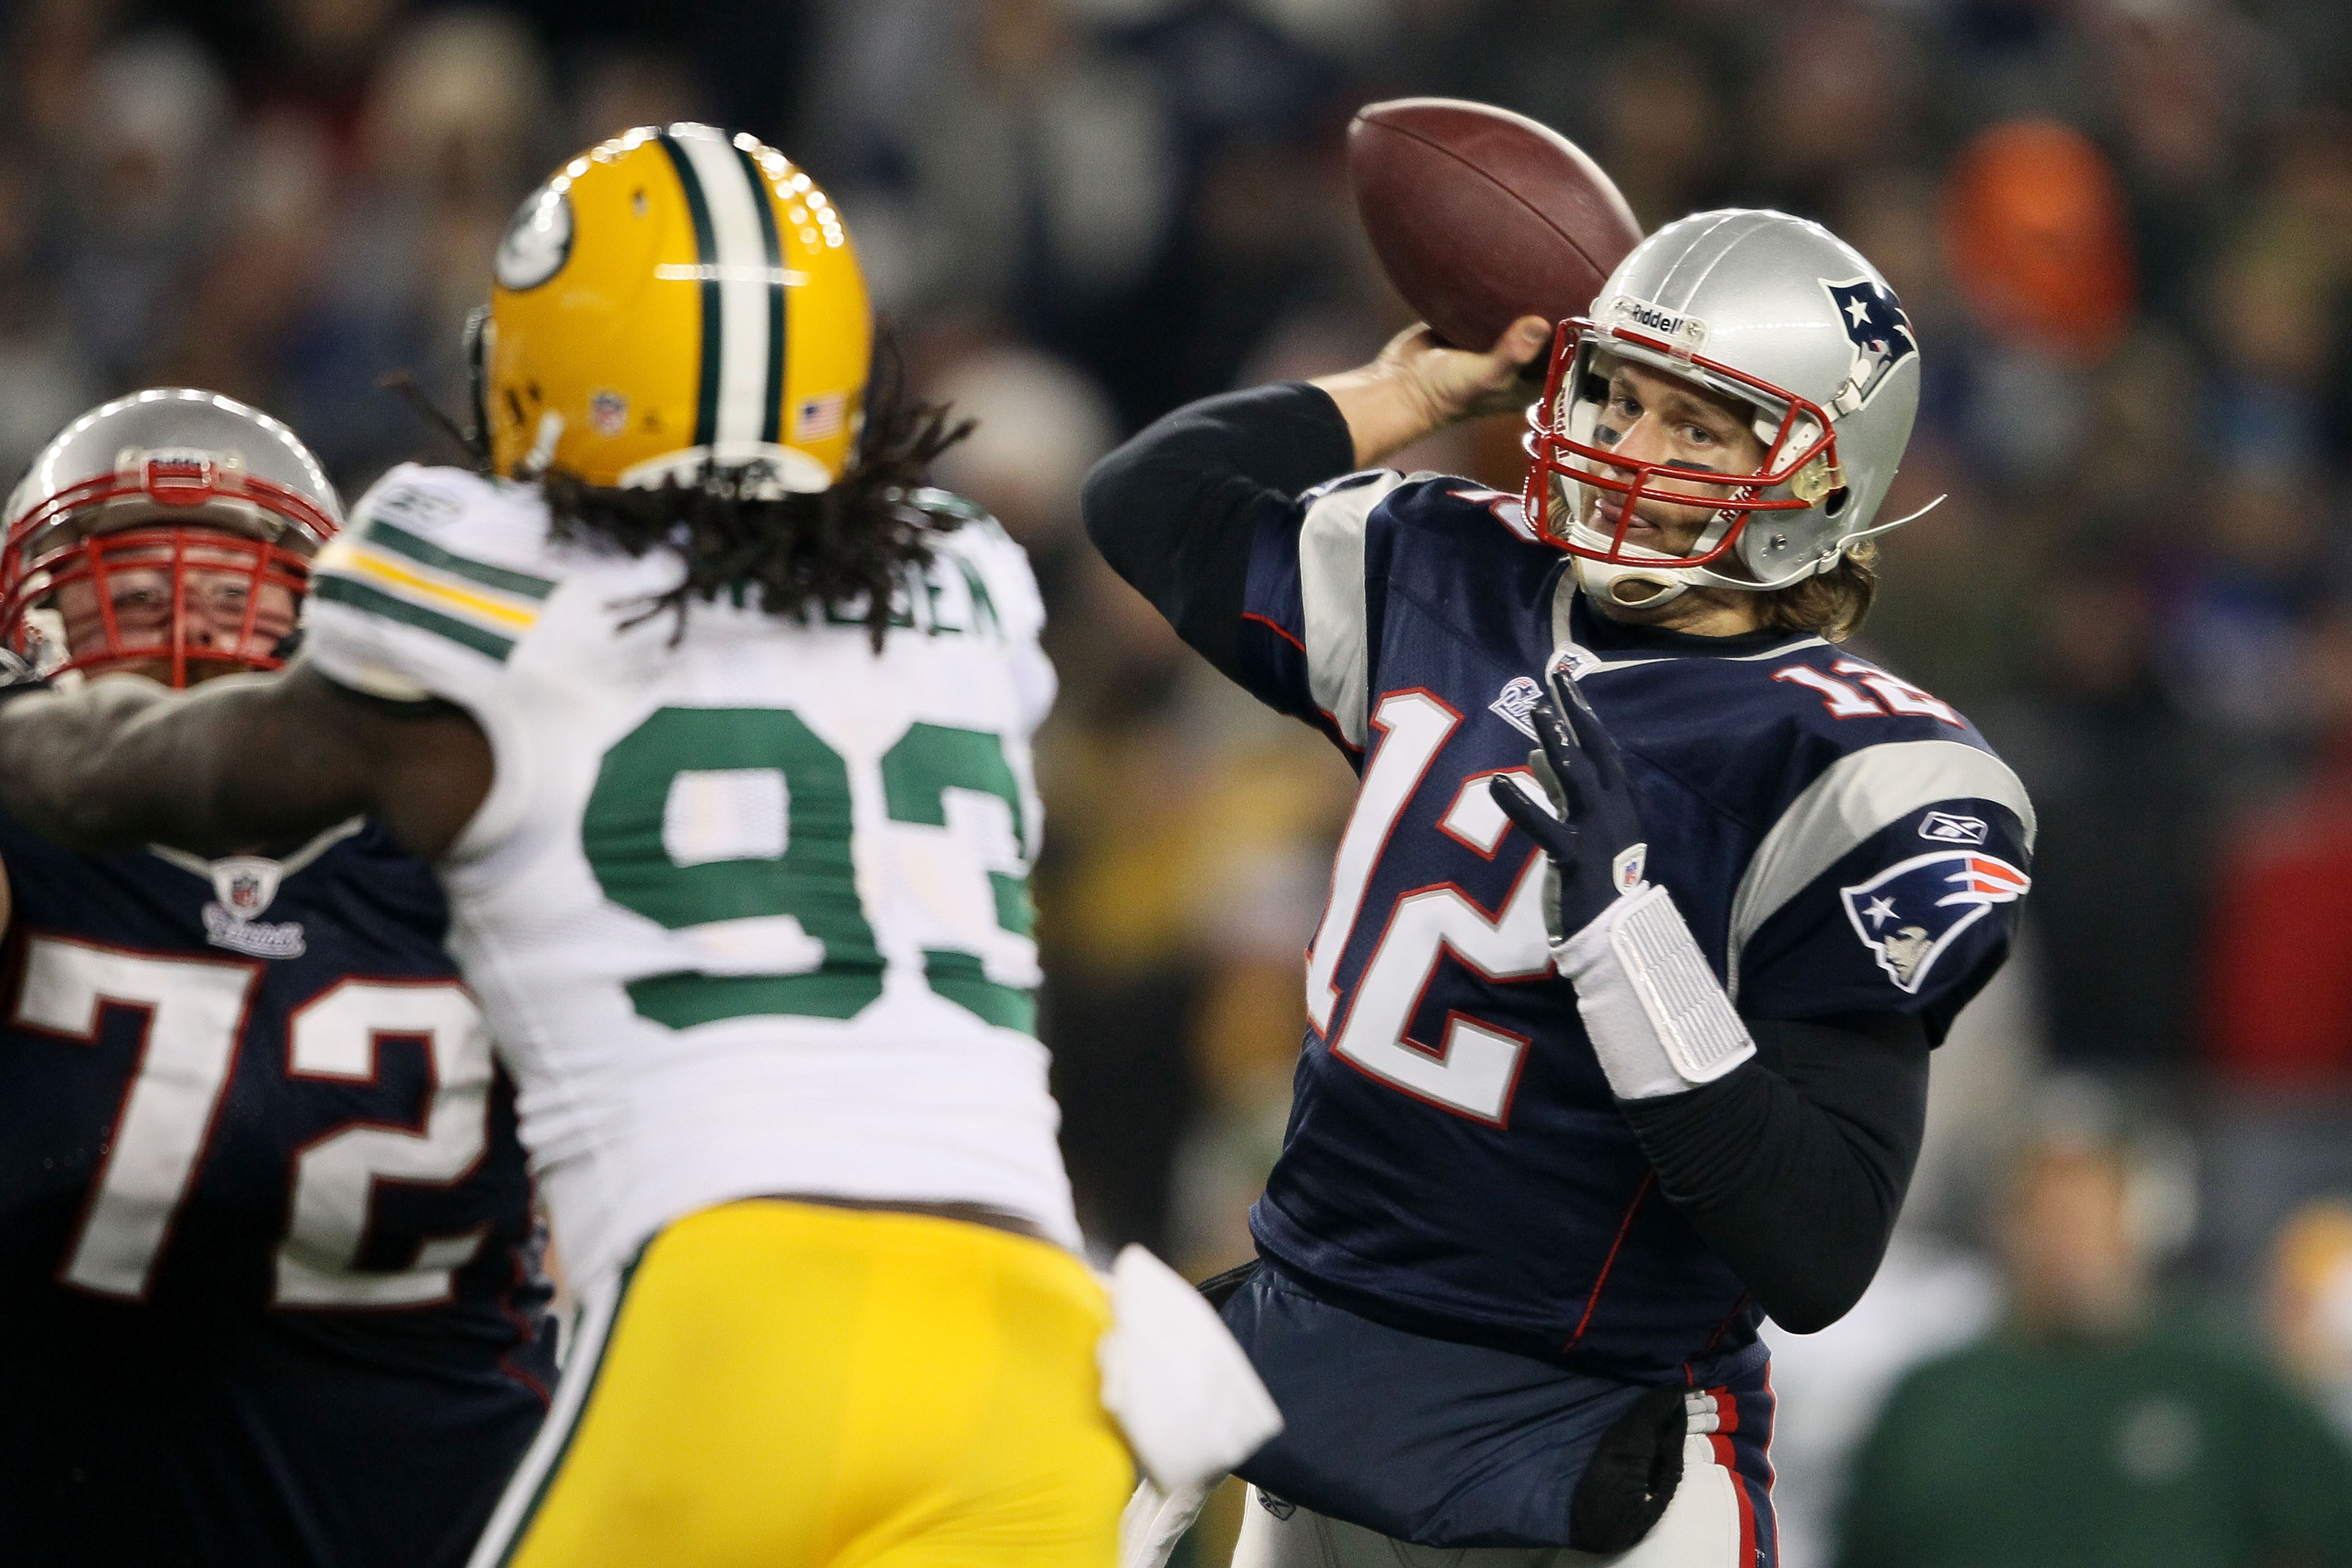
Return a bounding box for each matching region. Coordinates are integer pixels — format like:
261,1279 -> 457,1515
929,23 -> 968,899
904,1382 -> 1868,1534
1225,469 -> 2034,1379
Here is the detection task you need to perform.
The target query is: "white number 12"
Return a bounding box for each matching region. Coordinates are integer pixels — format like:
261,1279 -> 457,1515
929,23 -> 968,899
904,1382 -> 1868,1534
14,935 -> 495,1307
1306,691 -> 1553,1126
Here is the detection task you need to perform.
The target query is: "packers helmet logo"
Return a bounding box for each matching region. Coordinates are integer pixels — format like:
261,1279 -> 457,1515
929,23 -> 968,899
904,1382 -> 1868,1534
496,185 -> 574,291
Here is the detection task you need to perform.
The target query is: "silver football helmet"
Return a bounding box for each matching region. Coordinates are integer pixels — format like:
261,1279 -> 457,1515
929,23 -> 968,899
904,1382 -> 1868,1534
2,389 -> 343,685
1521,209 -> 1936,606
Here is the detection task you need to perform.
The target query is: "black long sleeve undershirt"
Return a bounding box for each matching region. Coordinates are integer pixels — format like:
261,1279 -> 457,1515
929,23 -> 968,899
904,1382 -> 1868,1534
1620,1014 -> 1929,1333
1082,381 -> 1355,682
1082,381 -> 1932,1338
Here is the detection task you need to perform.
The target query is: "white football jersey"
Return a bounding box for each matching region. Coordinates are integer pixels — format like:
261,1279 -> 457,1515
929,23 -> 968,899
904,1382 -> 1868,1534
301,464 -> 1078,1286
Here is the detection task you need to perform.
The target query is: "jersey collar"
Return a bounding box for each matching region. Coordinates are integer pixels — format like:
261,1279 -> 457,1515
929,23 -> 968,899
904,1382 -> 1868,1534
1563,590 -> 1819,664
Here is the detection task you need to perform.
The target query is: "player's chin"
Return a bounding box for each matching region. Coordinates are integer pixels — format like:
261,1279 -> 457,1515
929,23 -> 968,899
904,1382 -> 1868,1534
183,658 -> 267,686
79,654 -> 265,688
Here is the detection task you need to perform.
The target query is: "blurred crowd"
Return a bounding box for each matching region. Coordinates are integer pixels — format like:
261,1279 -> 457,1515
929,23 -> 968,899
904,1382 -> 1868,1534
10,0 -> 2352,1562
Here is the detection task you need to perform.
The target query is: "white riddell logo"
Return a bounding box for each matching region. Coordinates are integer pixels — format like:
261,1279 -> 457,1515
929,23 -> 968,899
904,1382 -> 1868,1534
1605,295 -> 1708,349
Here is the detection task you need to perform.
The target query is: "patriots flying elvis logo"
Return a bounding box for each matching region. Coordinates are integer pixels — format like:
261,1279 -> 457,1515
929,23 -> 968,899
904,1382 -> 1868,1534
1821,278 -> 1916,410
1841,849 -> 2029,993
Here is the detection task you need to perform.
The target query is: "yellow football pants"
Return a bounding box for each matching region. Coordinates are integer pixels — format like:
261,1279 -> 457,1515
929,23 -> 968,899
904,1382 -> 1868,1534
470,1199 -> 1131,1568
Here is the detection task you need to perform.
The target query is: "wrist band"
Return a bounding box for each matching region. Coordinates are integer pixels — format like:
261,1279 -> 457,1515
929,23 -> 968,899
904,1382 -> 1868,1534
1554,883 -> 1756,1101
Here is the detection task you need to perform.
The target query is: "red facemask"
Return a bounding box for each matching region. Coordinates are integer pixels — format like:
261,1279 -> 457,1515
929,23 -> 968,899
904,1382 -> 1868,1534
1519,319 -> 1847,573
2,457 -> 337,687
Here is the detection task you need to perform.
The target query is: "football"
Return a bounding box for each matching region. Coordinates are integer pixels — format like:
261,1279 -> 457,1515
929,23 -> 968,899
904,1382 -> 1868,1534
1347,98 -> 1643,351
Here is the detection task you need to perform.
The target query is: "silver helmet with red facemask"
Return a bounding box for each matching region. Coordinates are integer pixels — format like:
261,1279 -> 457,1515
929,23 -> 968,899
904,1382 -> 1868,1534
1,389 -> 342,686
1522,209 -> 1936,608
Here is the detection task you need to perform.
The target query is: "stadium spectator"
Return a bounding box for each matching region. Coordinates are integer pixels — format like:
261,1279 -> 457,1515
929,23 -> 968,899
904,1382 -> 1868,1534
1835,1123 -> 2352,1568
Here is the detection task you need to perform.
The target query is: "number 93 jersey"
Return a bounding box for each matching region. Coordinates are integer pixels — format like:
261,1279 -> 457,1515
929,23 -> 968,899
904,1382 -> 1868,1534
1227,470 -> 2034,1379
301,465 -> 1078,1289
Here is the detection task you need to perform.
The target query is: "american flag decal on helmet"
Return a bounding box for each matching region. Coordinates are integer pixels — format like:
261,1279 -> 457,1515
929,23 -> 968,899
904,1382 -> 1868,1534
1840,848 -> 2030,994
794,392 -> 845,441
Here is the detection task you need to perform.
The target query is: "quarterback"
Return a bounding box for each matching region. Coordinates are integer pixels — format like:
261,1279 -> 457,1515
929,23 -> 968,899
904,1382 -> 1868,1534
0,390 -> 554,1567
0,126 -> 1184,1567
1088,211 -> 2033,1565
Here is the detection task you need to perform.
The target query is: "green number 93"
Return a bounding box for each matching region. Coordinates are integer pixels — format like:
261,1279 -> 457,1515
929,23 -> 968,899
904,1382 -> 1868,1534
582,707 -> 1035,1033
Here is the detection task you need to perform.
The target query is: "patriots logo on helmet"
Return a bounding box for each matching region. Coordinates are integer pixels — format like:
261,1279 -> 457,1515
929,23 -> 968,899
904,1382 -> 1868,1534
1841,849 -> 2029,993
1820,278 -> 1916,410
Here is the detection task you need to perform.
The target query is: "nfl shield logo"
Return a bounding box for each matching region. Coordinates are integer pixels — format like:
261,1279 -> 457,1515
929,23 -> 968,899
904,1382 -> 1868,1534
1841,850 -> 2029,993
589,390 -> 630,436
209,856 -> 283,922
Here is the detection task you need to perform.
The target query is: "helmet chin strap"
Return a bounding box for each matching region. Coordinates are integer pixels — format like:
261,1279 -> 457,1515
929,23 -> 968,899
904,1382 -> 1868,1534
1575,556 -> 1693,609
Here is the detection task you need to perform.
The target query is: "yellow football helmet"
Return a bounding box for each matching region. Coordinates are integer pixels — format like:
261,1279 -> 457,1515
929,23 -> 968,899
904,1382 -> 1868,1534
476,122 -> 871,491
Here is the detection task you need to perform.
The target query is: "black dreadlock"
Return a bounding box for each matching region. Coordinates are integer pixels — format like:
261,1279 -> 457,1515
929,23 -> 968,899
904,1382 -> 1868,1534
541,331 -> 975,649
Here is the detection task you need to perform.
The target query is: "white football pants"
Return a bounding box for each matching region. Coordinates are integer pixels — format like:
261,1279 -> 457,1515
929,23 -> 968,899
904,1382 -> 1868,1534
1227,1435 -> 1751,1568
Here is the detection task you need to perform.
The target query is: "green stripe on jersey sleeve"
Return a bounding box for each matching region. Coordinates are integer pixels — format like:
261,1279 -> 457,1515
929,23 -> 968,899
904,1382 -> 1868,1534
311,573 -> 518,661
358,517 -> 559,600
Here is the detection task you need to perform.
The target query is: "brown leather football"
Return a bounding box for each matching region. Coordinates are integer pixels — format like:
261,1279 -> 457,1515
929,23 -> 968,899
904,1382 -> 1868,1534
1348,98 -> 1642,351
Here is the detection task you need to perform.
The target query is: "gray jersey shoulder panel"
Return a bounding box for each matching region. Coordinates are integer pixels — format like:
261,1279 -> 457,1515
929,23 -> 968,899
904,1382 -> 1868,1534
1298,472 -> 1406,748
1727,738 -> 2035,994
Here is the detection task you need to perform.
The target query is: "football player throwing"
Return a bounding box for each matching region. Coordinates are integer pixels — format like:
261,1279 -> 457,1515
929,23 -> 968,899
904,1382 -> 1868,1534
0,390 -> 555,1568
1087,210 -> 2033,1567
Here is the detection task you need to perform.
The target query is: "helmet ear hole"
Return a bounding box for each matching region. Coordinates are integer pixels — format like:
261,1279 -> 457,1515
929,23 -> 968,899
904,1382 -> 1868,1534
1824,486 -> 1851,517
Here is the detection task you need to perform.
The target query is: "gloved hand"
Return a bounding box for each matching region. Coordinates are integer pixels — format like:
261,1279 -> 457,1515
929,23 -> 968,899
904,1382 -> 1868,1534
1487,668 -> 1649,945
1490,668 -> 1755,1101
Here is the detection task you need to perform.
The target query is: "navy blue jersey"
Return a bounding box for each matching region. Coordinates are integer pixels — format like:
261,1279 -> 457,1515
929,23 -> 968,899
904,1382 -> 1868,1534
1230,472 -> 2032,1380
1223,1262 -> 1776,1552
0,811 -> 555,1568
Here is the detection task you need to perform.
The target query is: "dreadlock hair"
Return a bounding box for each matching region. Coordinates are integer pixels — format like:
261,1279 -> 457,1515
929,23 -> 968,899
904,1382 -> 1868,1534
541,330 -> 976,649
1754,539 -> 1880,642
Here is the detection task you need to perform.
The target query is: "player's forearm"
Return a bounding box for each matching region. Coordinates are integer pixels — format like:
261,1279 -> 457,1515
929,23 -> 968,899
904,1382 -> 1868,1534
1309,362 -> 1454,468
1616,1012 -> 1929,1334
1082,382 -> 1355,676
0,674 -> 365,857
0,679 -> 191,852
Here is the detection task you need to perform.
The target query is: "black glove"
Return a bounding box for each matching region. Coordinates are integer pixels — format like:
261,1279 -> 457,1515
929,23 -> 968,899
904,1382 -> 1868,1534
1488,669 -> 1649,944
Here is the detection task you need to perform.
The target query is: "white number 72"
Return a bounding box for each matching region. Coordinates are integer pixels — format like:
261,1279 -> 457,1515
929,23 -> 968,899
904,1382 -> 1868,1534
15,935 -> 494,1307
